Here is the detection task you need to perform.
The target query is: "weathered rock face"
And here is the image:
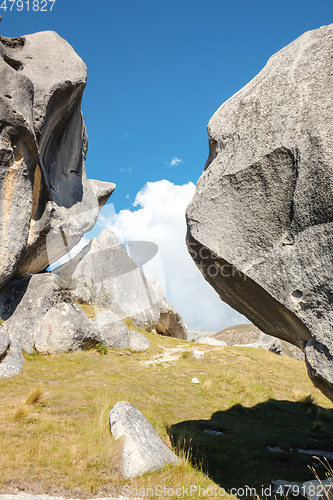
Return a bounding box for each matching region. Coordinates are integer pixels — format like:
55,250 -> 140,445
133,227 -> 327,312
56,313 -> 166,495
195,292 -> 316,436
55,229 -> 188,339
0,273 -> 60,354
156,297 -> 188,340
0,31 -> 115,288
34,302 -> 100,354
54,229 -> 161,326
95,310 -> 150,352
110,401 -> 179,478
0,274 -> 100,358
186,25 -> 333,400
0,272 -> 150,373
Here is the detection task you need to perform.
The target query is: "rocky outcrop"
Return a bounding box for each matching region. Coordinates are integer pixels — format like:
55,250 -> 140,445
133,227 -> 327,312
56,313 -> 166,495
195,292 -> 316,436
0,274 -> 100,359
54,229 -> 161,326
0,325 -> 9,358
186,25 -> 333,400
109,401 -> 179,478
55,229 -> 188,338
0,31 -> 114,288
95,311 -> 150,352
34,302 -> 99,354
156,298 -> 188,340
0,273 -> 61,354
95,310 -> 131,349
214,324 -> 304,360
0,272 -> 150,373
128,329 -> 151,353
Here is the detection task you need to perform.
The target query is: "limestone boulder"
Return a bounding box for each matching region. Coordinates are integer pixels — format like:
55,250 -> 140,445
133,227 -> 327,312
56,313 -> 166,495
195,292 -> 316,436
0,31 -> 115,288
0,333 -> 24,379
238,332 -> 282,355
55,230 -> 161,326
0,325 -> 9,358
128,330 -> 151,352
186,25 -> 333,400
34,302 -> 99,354
95,312 -> 150,352
109,401 -> 179,478
95,310 -> 131,349
54,229 -> 187,339
0,273 -> 102,357
0,35 -> 37,288
0,273 -> 60,354
195,336 -> 227,347
155,296 -> 188,340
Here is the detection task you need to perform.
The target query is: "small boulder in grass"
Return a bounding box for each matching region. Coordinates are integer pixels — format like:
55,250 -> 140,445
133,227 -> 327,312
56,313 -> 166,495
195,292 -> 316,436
109,401 -> 179,478
195,336 -> 227,347
192,350 -> 205,359
128,330 -> 151,352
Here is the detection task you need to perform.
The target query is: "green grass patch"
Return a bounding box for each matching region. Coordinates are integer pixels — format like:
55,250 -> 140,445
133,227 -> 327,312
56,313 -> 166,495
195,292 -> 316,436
0,331 -> 332,498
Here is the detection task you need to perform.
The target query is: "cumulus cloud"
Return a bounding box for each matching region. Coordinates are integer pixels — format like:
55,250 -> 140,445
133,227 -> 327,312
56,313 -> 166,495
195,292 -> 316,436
169,157 -> 182,167
100,180 -> 249,332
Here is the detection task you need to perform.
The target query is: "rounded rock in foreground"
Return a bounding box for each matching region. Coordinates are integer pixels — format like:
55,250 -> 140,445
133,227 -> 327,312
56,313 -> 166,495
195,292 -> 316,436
109,401 -> 179,479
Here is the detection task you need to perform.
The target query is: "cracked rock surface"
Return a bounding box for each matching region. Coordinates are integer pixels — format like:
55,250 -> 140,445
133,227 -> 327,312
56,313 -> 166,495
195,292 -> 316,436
0,31 -> 115,288
186,24 -> 333,400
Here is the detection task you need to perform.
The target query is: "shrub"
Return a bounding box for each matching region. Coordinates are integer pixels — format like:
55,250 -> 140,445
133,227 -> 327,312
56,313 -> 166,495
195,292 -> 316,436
95,343 -> 108,355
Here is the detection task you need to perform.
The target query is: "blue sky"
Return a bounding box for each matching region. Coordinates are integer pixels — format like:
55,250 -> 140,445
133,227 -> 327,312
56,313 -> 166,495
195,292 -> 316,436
2,1 -> 332,330
2,0 -> 332,211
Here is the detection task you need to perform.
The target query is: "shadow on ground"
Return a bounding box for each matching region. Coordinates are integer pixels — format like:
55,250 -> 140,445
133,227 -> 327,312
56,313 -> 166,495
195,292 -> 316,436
168,399 -> 333,494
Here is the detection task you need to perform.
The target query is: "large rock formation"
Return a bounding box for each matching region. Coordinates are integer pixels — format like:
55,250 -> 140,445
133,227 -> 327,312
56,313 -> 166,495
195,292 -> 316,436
54,229 -> 188,338
0,273 -> 150,373
0,31 -> 115,288
186,25 -> 333,400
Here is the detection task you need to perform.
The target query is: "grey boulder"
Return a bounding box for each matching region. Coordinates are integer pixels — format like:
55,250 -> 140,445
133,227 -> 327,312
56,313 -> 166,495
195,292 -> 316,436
55,229 -> 161,327
95,310 -> 130,349
0,273 -> 61,354
0,325 -> 9,357
110,401 -> 179,478
95,311 -> 150,352
128,330 -> 151,352
0,333 -> 24,378
34,302 -> 99,354
0,31 -> 115,288
213,324 -> 304,360
236,332 -> 281,355
195,336 -> 227,347
186,25 -> 333,400
55,229 -> 187,339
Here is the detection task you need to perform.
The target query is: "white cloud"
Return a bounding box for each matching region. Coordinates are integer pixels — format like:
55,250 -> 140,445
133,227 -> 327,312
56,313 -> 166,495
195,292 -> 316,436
100,179 -> 249,332
169,157 -> 182,167
120,168 -> 132,174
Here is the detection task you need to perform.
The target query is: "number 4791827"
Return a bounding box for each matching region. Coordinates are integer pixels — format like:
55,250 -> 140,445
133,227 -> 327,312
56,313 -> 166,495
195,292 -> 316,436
0,0 -> 56,11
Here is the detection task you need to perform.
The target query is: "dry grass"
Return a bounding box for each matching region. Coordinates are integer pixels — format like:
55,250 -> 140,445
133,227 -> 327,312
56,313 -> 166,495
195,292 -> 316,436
25,384 -> 45,405
0,331 -> 331,498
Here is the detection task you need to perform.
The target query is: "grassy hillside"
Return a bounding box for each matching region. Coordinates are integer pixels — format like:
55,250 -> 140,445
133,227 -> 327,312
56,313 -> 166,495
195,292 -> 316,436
0,329 -> 332,499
